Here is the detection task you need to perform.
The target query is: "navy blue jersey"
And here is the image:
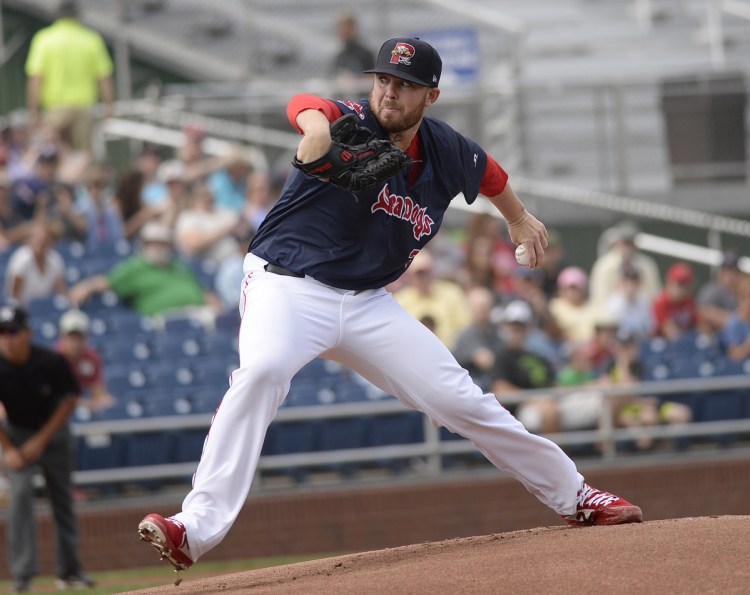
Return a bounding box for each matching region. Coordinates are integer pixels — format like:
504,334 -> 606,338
249,99 -> 488,290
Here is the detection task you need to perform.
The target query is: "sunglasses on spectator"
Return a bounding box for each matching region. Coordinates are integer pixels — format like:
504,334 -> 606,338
0,327 -> 22,335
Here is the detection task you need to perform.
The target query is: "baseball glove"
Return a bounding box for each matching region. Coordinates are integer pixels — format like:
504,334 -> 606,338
292,113 -> 412,192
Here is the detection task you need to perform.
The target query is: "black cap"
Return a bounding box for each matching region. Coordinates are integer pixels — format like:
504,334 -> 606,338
0,303 -> 30,331
364,38 -> 442,88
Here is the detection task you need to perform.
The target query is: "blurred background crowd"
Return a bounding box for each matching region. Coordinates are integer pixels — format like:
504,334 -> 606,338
1,0 -> 750,495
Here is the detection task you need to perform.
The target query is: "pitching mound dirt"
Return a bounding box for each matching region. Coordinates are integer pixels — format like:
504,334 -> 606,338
128,515 -> 750,594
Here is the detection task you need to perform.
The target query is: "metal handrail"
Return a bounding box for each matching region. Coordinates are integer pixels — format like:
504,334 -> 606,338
71,373 -> 750,486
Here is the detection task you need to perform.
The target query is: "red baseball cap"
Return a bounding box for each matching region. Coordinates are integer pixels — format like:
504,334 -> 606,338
667,262 -> 694,283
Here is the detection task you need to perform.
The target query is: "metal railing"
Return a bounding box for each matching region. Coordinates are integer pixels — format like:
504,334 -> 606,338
70,372 -> 750,487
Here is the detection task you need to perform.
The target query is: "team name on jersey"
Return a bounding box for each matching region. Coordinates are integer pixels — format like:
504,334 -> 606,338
340,101 -> 366,120
371,183 -> 434,240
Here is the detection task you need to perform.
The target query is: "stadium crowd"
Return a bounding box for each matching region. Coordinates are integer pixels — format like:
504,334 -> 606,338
2,106 -> 749,461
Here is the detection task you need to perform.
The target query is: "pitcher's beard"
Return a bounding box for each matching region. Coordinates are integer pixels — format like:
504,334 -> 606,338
370,94 -> 425,134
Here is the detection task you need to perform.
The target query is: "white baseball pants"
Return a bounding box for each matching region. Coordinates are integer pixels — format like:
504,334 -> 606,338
174,253 -> 583,560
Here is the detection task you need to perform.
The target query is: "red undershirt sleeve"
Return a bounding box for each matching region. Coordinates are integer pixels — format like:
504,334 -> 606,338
479,155 -> 509,197
286,94 -> 344,133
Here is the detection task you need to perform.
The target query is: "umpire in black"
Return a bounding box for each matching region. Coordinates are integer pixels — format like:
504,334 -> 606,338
0,303 -> 93,592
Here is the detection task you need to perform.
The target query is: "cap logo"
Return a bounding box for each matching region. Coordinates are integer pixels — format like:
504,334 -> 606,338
390,42 -> 415,65
0,307 -> 13,323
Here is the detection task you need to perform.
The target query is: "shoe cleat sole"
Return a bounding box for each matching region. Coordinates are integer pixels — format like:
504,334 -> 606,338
138,522 -> 190,572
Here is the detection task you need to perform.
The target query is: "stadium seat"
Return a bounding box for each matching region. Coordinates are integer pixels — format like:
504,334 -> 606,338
695,391 -> 744,423
318,417 -> 368,451
201,331 -> 238,358
76,433 -> 126,470
99,337 -> 151,365
214,310 -> 241,334
163,316 -> 207,336
81,290 -> 122,313
88,238 -> 132,260
96,309 -> 158,336
173,429 -> 208,464
365,412 -> 424,473
190,388 -> 224,413
150,334 -> 203,361
333,380 -> 368,403
123,431 -> 175,468
150,361 -> 196,390
57,241 -> 86,261
368,412 -> 424,446
286,378 -> 323,407
26,294 -> 70,318
266,421 -> 318,455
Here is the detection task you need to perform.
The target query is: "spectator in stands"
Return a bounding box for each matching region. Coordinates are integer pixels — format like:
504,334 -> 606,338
69,222 -> 221,318
1,110 -> 34,181
24,0 -> 114,154
697,251 -> 742,335
557,342 -> 597,387
452,286 -> 504,392
152,159 -> 191,228
652,261 -> 698,340
508,266 -> 564,362
35,121 -> 90,187
589,221 -> 661,309
77,164 -> 125,252
393,249 -> 471,349
491,300 -> 557,426
213,240 -> 246,311
179,123 -> 209,178
55,308 -> 115,413
10,144 -> 60,221
174,183 -> 240,265
549,266 -> 598,344
330,11 -> 375,82
137,145 -> 168,207
0,173 -> 32,250
42,181 -> 87,244
599,328 -> 692,451
238,169 -> 281,236
112,168 -> 158,240
0,303 -> 95,592
3,221 -> 67,307
458,213 -> 517,295
602,262 -> 654,341
584,314 -> 620,376
502,328 -> 609,437
207,147 -> 252,213
721,273 -> 750,362
551,342 -> 609,436
539,229 -> 568,299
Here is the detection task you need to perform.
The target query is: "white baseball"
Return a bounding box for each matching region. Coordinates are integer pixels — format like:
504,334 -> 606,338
515,244 -> 531,266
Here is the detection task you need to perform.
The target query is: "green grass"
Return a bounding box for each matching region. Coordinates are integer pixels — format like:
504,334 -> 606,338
0,553 -> 339,594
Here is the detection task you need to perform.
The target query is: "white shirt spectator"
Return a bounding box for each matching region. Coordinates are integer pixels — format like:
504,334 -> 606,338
5,243 -> 66,305
175,207 -> 238,264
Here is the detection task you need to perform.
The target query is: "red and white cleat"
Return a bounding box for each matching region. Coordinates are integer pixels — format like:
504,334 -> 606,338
138,514 -> 194,571
563,483 -> 643,526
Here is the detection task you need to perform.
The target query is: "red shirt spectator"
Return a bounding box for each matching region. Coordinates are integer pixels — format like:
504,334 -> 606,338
55,309 -> 114,412
58,341 -> 103,389
652,262 -> 698,339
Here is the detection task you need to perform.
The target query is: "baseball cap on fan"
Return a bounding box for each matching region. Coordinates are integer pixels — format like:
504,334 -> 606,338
0,303 -> 30,332
364,38 -> 442,87
59,309 -> 90,335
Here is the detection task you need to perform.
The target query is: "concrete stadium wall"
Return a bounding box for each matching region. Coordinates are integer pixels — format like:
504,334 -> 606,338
1,456 -> 749,577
